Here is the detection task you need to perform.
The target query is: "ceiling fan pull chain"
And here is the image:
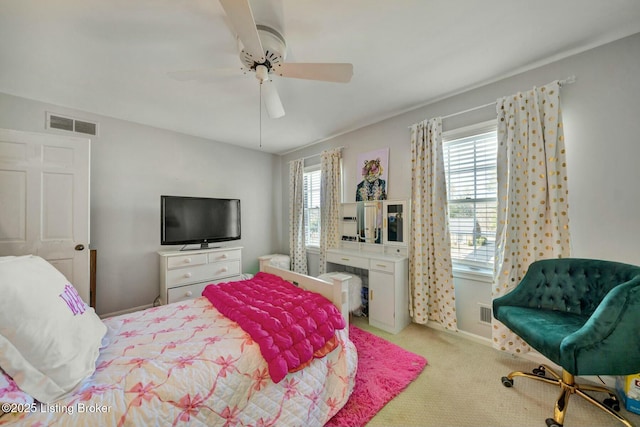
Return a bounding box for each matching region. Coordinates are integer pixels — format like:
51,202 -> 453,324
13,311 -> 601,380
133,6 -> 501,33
259,82 -> 262,148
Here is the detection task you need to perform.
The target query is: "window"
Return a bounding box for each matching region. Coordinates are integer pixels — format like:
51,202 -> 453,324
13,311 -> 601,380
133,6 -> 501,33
443,121 -> 497,268
303,167 -> 321,247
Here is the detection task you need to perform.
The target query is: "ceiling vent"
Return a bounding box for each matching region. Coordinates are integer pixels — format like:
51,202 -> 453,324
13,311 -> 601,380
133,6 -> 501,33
46,112 -> 99,136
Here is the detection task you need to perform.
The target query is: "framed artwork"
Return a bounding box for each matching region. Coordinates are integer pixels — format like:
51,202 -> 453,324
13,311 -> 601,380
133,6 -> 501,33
356,148 -> 389,201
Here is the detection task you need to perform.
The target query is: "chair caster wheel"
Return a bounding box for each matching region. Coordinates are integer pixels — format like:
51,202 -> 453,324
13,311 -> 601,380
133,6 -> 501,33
545,418 -> 562,427
532,365 -> 546,377
501,376 -> 514,387
603,397 -> 620,412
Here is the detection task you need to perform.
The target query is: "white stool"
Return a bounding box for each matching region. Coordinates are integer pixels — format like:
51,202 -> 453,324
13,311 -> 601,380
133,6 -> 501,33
318,272 -> 362,313
269,254 -> 290,270
259,254 -> 291,270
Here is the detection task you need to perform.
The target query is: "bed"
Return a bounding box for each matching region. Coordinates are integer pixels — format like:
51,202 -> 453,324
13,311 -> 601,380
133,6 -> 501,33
0,255 -> 357,426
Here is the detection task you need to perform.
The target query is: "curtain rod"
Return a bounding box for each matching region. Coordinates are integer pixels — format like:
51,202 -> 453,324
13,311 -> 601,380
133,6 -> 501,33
409,75 -> 576,126
288,146 -> 345,163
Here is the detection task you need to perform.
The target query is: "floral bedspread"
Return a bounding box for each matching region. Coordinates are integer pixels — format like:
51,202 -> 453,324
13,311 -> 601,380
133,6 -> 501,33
0,297 -> 357,426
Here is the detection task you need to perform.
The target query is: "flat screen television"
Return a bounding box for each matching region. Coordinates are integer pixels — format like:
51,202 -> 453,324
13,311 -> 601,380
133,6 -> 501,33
161,195 -> 241,249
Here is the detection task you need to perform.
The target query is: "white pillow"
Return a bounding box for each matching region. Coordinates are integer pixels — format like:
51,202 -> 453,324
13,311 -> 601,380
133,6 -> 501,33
0,255 -> 106,403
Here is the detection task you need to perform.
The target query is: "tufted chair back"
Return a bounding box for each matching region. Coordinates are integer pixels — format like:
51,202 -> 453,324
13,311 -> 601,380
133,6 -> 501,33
521,258 -> 640,316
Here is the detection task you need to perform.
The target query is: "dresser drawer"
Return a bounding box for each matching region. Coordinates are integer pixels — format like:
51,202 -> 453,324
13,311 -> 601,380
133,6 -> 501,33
167,274 -> 243,303
208,249 -> 241,263
167,253 -> 207,270
326,252 -> 369,270
166,260 -> 241,287
208,259 -> 241,279
167,282 -> 209,303
370,259 -> 395,273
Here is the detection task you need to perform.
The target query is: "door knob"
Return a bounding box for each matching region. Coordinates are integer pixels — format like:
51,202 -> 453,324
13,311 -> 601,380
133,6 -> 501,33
75,244 -> 85,251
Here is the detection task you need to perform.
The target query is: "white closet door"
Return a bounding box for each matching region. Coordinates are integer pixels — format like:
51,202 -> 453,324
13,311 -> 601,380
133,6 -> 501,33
0,128 -> 90,302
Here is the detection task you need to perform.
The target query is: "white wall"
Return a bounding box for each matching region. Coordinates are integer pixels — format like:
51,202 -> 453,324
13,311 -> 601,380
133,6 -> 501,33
0,93 -> 282,315
280,33 -> 640,338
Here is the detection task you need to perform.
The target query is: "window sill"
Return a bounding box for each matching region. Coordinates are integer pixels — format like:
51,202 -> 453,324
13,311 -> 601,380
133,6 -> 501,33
452,264 -> 494,283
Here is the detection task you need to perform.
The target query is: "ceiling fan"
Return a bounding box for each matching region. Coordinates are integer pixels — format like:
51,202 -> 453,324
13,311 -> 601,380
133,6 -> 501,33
170,0 -> 353,119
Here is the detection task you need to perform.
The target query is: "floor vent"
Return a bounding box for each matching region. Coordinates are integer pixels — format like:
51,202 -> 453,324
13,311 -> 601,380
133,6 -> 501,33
479,304 -> 492,324
47,112 -> 98,136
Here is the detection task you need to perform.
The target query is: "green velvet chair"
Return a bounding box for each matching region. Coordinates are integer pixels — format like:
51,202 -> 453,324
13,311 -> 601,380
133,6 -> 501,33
493,258 -> 640,427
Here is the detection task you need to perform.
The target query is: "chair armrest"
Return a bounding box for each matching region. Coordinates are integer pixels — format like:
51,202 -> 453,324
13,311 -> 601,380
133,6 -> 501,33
560,276 -> 640,375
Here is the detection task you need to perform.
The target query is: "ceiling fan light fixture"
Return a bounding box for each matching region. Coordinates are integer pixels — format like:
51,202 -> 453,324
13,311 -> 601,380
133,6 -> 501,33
255,64 -> 269,83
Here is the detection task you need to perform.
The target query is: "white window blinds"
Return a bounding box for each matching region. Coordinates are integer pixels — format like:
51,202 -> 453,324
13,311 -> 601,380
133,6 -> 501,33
303,168 -> 321,247
443,125 -> 497,267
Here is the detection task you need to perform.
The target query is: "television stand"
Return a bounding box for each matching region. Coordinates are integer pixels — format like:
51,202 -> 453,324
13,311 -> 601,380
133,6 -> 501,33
178,244 -> 222,251
158,246 -> 243,305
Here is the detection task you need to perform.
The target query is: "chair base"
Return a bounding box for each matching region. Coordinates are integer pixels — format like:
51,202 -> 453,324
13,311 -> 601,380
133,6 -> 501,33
501,364 -> 633,427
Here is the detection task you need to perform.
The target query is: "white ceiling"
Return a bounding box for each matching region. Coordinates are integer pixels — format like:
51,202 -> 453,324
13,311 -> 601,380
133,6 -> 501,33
1,1 -> 640,154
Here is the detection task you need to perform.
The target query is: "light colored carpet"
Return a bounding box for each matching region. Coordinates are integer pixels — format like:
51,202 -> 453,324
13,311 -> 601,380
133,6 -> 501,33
351,317 -> 640,427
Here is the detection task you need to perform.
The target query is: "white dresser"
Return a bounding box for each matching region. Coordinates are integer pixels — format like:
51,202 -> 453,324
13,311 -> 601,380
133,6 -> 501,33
326,248 -> 410,334
158,246 -> 242,305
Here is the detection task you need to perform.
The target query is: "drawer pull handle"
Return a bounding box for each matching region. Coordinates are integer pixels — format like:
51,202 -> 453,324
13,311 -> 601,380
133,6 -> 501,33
341,258 -> 350,261
376,264 -> 386,268
185,291 -> 193,297
220,254 -> 227,259
184,272 -> 192,278
370,290 -> 374,301
184,258 -> 191,264
220,267 -> 228,273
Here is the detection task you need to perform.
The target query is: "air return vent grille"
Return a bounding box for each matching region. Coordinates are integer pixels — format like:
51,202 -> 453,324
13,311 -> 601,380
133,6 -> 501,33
479,304 -> 492,324
74,120 -> 97,135
49,114 -> 73,131
46,112 -> 99,136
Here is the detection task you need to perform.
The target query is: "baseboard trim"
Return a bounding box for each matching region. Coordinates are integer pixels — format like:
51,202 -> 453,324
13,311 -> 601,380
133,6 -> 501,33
99,303 -> 153,319
424,321 -> 560,368
425,320 -> 492,347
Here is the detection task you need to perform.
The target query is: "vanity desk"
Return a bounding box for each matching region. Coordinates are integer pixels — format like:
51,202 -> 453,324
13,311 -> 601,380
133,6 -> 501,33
327,200 -> 411,334
326,247 -> 409,334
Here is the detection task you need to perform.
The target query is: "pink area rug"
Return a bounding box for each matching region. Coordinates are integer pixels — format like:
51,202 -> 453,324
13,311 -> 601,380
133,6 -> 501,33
326,325 -> 427,427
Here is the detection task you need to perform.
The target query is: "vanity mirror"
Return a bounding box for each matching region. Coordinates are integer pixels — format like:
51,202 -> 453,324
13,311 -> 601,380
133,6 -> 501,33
359,201 -> 382,244
383,200 -> 409,246
339,200 -> 409,247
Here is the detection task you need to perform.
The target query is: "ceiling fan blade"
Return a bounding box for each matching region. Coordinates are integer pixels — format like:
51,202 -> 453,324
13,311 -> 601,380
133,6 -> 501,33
261,80 -> 285,119
219,0 -> 265,63
275,63 -> 353,83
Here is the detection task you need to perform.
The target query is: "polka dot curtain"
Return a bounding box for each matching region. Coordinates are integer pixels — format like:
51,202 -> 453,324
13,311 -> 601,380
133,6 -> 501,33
319,148 -> 342,274
289,159 -> 308,275
492,81 -> 572,354
409,118 -> 457,330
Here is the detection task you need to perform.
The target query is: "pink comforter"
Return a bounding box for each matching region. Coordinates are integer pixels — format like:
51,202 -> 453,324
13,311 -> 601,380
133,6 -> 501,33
202,272 -> 346,382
